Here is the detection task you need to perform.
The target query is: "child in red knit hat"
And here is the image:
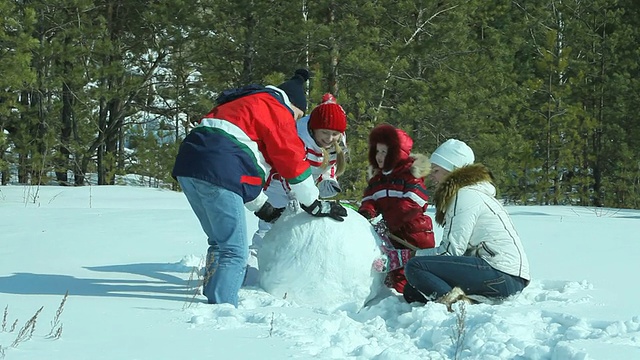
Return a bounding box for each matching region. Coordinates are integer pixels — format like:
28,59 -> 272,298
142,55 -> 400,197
249,94 -> 348,257
358,123 -> 435,294
306,93 -> 348,197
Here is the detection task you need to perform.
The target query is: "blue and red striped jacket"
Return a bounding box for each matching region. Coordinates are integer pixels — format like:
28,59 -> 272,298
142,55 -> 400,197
172,85 -> 317,207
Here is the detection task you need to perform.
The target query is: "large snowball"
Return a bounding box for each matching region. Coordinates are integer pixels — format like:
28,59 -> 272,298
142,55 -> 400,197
258,204 -> 385,310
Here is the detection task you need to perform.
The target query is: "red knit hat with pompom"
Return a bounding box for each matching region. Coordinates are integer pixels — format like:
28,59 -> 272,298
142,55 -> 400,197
309,94 -> 347,132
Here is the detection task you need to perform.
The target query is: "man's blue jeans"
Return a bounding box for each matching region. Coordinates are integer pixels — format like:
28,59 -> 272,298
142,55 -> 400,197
403,255 -> 526,303
178,176 -> 248,307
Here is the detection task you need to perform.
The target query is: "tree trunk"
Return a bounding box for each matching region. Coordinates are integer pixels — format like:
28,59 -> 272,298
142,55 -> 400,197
327,3 -> 339,96
97,97 -> 108,185
57,72 -> 73,185
105,97 -> 123,184
241,4 -> 256,85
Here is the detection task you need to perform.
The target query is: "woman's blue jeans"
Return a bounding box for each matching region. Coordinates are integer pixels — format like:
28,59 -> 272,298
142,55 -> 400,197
178,176 -> 248,307
403,255 -> 526,303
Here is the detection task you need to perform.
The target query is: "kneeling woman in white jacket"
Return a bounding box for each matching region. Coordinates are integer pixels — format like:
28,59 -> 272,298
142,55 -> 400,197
403,139 -> 530,309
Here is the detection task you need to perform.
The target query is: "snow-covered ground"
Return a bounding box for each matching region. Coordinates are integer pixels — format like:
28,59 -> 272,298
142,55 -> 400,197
0,184 -> 639,359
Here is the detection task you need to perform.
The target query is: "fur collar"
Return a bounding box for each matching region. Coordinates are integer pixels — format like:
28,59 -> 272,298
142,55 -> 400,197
367,153 -> 431,180
434,164 -> 494,225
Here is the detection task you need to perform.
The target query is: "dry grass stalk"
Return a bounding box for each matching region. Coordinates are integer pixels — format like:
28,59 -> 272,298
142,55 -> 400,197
51,325 -> 63,340
593,207 -> 621,218
29,318 -> 37,338
0,344 -> 5,359
1,306 -> 7,332
11,306 -> 43,348
185,265 -> 199,289
451,302 -> 467,360
183,256 -> 208,309
47,291 -> 68,339
183,266 -> 202,310
202,251 -> 215,286
269,312 -> 275,337
9,320 -> 17,332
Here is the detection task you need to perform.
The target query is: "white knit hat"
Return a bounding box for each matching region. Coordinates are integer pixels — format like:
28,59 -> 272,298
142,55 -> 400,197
430,139 -> 475,172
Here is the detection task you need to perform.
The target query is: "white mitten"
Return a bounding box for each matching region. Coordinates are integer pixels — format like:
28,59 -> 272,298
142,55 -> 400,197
317,179 -> 341,198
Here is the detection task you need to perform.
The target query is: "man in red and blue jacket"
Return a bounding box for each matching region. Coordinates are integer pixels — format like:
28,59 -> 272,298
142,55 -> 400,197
172,69 -> 347,307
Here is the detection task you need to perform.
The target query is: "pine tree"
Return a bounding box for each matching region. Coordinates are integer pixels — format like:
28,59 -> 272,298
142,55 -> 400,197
0,0 -> 37,184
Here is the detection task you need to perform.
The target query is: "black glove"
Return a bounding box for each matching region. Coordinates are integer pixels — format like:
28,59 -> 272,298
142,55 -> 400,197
301,200 -> 347,222
254,202 -> 284,223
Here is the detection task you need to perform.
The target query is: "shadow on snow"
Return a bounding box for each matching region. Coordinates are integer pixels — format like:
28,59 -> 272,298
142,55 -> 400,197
0,262 -> 200,303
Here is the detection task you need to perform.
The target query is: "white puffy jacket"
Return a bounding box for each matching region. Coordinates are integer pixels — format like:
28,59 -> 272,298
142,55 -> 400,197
417,169 -> 530,282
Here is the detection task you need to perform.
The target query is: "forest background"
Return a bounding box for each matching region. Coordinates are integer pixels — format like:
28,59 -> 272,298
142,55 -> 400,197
1,0 -> 639,208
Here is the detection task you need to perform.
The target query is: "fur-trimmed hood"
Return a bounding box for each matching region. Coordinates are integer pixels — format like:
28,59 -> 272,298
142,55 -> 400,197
434,163 -> 494,225
368,124 -> 414,172
367,153 -> 431,180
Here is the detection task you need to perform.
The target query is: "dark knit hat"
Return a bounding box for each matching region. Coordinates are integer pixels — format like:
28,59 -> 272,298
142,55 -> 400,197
309,94 -> 347,132
368,124 -> 414,171
277,69 -> 310,113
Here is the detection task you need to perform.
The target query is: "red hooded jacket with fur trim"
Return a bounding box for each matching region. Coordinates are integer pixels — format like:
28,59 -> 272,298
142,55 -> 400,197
358,125 -> 435,249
